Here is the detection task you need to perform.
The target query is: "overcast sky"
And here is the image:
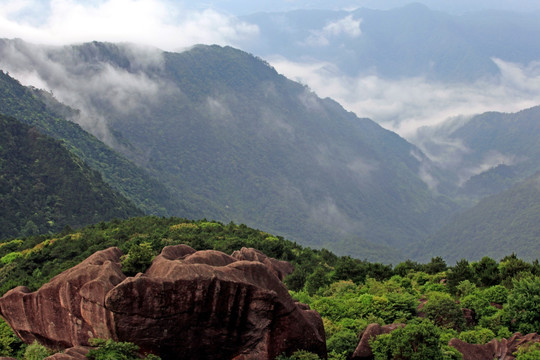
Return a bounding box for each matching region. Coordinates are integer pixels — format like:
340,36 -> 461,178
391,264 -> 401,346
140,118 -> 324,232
1,0 -> 539,51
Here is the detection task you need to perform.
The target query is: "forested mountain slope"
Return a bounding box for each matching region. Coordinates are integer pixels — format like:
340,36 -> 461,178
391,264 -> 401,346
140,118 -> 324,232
0,69 -> 202,218
418,106 -> 540,201
0,40 -> 459,262
0,114 -> 141,239
414,172 -> 540,263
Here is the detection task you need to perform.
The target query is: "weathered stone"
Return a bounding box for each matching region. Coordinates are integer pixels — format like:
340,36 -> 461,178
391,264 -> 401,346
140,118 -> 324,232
231,247 -> 294,281
45,346 -> 89,360
0,246 -> 326,360
351,323 -> 404,360
449,332 -> 540,360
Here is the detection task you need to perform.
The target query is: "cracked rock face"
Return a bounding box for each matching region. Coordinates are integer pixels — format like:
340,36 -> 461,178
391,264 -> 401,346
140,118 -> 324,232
0,246 -> 326,360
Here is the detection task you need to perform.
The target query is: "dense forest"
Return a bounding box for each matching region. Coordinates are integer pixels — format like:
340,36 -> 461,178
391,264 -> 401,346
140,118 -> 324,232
0,114 -> 141,239
0,217 -> 538,359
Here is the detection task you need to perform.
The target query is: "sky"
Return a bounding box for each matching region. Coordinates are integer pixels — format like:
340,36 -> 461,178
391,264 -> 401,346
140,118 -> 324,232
1,0 -> 540,151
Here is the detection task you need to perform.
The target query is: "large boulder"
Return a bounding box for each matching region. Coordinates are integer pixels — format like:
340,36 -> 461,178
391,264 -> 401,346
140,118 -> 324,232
351,323 -> 404,359
449,332 -> 540,360
0,246 -> 326,360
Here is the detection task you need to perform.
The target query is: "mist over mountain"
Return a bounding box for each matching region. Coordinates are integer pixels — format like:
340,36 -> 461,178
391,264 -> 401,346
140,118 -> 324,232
0,39 -> 459,262
417,106 -> 540,201
240,4 -> 540,143
0,67 -> 205,219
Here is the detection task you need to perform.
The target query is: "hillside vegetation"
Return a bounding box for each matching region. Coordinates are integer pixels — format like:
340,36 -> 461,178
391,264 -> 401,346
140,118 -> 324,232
0,217 -> 538,359
416,172 -> 540,263
0,40 -> 458,262
0,69 -> 195,218
0,114 -> 141,239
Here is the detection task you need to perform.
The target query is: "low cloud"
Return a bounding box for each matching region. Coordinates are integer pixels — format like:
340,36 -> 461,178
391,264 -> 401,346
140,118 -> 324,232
0,39 -> 172,146
270,57 -> 540,142
458,151 -> 522,186
304,15 -> 362,46
0,0 -> 259,51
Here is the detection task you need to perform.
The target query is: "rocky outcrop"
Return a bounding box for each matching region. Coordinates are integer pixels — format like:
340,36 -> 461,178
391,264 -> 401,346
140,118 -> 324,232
449,332 -> 540,360
0,246 -> 326,360
46,346 -> 89,360
351,323 -> 404,359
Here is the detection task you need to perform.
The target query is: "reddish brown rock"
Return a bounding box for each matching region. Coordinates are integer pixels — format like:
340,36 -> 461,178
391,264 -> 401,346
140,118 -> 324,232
449,332 -> 540,360
0,246 -> 325,360
351,323 -> 404,359
231,247 -> 294,281
46,346 -> 89,360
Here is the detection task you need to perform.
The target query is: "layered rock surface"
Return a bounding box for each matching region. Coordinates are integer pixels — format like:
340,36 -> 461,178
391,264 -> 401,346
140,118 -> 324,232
0,246 -> 326,360
449,332 -> 540,360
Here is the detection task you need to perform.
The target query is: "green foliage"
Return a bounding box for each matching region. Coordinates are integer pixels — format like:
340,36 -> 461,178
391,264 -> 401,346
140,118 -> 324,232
423,292 -> 465,331
458,328 -> 495,344
460,293 -> 497,320
481,285 -> 508,304
0,114 -> 142,240
424,257 -> 448,275
121,242 -> 155,276
86,338 -> 160,360
506,275 -> 540,333
276,350 -> 321,360
326,328 -> 358,358
0,318 -> 23,357
472,257 -> 500,287
515,342 -> 540,360
447,259 -> 476,295
1,252 -> 22,265
24,341 -> 52,360
371,319 -> 444,360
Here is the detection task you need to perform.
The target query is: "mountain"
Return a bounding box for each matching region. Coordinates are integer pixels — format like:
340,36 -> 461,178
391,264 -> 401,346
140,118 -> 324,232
240,4 -> 540,81
0,114 -> 142,239
417,106 -> 540,202
0,40 -> 458,262
415,172 -> 540,263
0,68 -> 201,218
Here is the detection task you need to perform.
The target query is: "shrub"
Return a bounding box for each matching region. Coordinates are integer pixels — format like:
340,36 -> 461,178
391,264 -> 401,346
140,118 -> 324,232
86,338 -> 160,360
506,275 -> 540,333
370,319 -> 444,360
423,292 -> 465,331
482,285 -> 508,304
24,341 -> 52,360
458,328 -> 496,344
121,242 -> 155,276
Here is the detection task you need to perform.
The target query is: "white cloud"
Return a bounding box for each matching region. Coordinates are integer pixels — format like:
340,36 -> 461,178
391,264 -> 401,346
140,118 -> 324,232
304,14 -> 361,46
0,0 -> 259,51
270,57 -> 540,142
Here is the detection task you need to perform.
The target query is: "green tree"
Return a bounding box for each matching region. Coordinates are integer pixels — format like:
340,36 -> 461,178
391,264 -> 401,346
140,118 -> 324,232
0,318 -> 23,357
371,319 -> 444,360
424,256 -> 447,275
506,275 -> 540,334
121,242 -> 155,276
447,259 -> 475,294
499,254 -> 532,288
305,266 -> 332,296
458,328 -> 495,344
423,292 -> 465,331
472,256 -> 500,287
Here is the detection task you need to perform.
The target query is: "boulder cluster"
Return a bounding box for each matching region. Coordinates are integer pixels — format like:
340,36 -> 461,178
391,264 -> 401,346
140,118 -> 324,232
0,246 -> 326,360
